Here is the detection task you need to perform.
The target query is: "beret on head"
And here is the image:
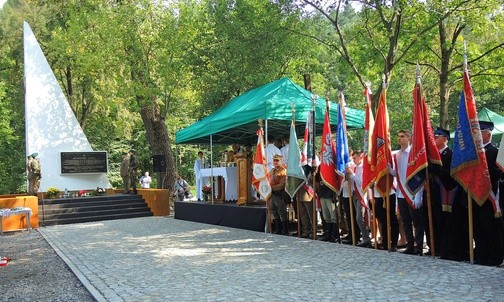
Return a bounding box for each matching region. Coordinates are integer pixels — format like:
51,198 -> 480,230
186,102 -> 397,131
31,152 -> 38,157
479,121 -> 494,131
434,127 -> 450,140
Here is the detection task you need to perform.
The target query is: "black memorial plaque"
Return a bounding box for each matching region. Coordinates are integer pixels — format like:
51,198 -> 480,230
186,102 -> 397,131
60,152 -> 108,174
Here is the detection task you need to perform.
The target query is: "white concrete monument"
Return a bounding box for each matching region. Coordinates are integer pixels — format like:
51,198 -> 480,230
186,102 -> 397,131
23,21 -> 111,191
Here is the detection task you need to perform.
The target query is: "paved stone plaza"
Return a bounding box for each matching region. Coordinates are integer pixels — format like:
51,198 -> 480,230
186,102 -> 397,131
39,216 -> 503,302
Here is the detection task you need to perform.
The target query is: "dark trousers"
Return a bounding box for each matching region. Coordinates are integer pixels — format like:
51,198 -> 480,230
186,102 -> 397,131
441,202 -> 469,261
341,196 -> 361,241
374,194 -> 399,248
398,198 -> 424,250
298,200 -> 313,236
473,199 -> 503,266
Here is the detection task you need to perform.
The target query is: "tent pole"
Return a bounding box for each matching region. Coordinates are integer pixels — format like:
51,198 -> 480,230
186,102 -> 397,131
265,120 -> 268,150
210,134 -> 214,205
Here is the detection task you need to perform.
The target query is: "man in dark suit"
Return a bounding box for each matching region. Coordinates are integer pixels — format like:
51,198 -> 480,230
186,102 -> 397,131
429,127 -> 468,261
473,121 -> 503,266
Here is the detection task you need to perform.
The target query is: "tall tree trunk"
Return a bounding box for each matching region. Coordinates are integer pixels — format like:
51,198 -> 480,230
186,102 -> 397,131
438,21 -> 465,130
303,74 -> 312,92
139,101 -> 175,190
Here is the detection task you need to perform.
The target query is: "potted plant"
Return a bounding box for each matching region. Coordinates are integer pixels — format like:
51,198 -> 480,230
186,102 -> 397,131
45,187 -> 60,199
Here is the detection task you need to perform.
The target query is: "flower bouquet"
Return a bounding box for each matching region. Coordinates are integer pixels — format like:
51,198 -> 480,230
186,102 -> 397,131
202,185 -> 212,201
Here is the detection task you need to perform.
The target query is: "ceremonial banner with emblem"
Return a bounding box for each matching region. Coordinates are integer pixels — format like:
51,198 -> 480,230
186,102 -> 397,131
285,119 -> 306,199
371,89 -> 393,197
406,81 -> 442,195
320,104 -> 340,192
252,128 -> 272,200
450,69 -> 491,205
335,94 -> 350,190
362,86 -> 376,192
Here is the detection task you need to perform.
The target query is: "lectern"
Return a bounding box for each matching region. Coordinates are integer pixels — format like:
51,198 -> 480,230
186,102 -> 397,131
234,154 -> 251,205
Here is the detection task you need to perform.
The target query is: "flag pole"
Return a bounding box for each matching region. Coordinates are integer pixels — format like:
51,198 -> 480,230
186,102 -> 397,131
311,94 -> 318,240
463,42 -> 475,264
382,76 -> 392,252
291,102 -> 301,238
364,82 -> 378,249
371,193 -> 377,249
468,194 -> 474,264
417,64 -> 436,257
259,118 -> 273,234
340,90 -> 356,246
348,177 -> 356,245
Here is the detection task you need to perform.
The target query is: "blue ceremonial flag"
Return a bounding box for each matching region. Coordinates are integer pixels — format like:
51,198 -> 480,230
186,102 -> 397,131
285,119 -> 306,199
450,69 -> 490,205
335,93 -> 350,182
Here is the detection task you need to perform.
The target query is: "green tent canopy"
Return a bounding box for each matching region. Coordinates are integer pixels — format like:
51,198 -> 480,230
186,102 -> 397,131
175,78 -> 365,145
478,107 -> 504,146
450,107 -> 504,147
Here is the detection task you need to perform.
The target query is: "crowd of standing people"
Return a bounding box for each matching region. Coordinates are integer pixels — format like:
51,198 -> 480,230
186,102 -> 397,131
263,127 -> 503,267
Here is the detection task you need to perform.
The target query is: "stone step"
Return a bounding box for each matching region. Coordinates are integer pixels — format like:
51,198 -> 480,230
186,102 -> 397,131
39,199 -> 146,210
41,207 -> 152,220
39,194 -> 142,205
41,202 -> 148,214
41,212 -> 153,226
38,194 -> 153,227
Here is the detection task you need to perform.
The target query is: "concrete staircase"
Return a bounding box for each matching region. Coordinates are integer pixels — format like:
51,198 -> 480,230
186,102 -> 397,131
38,194 -> 153,226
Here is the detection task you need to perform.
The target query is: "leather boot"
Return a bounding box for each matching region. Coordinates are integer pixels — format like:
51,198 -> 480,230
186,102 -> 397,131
282,221 -> 289,235
274,220 -> 282,234
330,223 -> 340,243
319,222 -> 331,241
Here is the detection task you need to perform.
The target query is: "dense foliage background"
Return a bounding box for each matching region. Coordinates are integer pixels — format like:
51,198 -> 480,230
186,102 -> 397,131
0,0 -> 502,194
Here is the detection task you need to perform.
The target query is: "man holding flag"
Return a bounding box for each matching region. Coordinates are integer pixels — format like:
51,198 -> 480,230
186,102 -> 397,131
318,101 -> 341,242
285,114 -> 311,238
474,121 -> 502,266
406,71 -> 442,256
429,127 -> 469,261
450,58 -> 500,265
270,154 -> 288,235
393,130 -> 425,255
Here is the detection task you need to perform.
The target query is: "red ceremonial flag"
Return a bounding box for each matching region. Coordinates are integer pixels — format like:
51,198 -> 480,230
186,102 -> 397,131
450,69 -> 491,205
319,104 -> 341,193
362,85 -> 376,192
252,128 -> 272,200
406,79 -> 442,195
371,88 -> 393,197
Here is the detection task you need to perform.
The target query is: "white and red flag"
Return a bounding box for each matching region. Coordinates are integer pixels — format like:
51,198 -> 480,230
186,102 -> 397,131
252,128 -> 272,200
319,103 -> 341,193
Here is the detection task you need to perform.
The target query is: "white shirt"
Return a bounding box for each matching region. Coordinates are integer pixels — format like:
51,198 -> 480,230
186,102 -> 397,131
341,161 -> 355,198
394,145 -> 423,207
194,158 -> 203,176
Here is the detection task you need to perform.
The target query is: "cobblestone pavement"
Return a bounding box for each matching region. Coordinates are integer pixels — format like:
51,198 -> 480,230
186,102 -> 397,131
39,216 -> 504,302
